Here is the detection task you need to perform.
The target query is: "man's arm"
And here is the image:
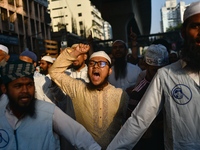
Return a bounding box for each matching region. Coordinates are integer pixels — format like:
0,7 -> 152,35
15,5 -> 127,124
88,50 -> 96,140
107,73 -> 164,150
49,44 -> 90,94
53,106 -> 101,150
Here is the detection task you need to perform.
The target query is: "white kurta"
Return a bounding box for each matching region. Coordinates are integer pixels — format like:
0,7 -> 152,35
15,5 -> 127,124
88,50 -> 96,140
108,63 -> 141,90
107,60 -> 200,150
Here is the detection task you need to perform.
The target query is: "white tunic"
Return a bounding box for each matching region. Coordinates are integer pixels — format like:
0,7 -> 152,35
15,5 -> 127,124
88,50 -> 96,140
107,60 -> 200,150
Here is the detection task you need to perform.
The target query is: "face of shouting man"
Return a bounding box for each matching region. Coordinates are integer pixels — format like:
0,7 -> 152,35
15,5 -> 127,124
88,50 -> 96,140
88,56 -> 112,90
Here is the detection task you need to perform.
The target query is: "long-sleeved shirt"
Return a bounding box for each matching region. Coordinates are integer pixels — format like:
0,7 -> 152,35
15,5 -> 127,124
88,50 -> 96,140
49,48 -> 129,149
107,60 -> 200,150
0,94 -> 101,150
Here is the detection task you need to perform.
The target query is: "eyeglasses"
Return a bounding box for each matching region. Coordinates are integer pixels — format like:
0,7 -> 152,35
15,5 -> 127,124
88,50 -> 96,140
88,60 -> 108,68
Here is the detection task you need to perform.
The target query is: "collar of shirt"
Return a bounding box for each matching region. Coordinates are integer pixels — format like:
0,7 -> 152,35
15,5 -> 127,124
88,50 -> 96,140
6,104 -> 23,129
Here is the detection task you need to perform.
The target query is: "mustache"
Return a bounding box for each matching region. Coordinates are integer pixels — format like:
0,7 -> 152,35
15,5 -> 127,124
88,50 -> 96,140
19,94 -> 32,99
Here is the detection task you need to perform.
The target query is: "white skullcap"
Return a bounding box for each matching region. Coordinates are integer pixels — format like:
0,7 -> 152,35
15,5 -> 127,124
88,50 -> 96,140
145,44 -> 169,66
183,1 -> 200,21
0,44 -> 9,54
170,50 -> 178,56
112,40 -> 128,49
90,51 -> 111,64
41,55 -> 53,63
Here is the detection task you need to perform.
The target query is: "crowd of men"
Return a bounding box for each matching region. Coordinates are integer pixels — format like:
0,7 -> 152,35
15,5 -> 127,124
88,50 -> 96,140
0,2 -> 200,150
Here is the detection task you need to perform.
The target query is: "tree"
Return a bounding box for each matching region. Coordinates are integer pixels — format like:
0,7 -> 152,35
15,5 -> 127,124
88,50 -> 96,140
166,23 -> 182,32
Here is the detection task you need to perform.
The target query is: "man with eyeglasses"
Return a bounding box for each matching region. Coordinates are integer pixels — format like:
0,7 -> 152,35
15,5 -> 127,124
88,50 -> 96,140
49,43 -> 129,150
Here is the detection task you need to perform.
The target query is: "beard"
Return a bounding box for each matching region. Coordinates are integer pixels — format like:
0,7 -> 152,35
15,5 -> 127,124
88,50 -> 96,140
181,38 -> 200,72
113,57 -> 127,80
71,64 -> 82,70
0,59 -> 7,67
40,69 -> 48,75
7,93 -> 36,118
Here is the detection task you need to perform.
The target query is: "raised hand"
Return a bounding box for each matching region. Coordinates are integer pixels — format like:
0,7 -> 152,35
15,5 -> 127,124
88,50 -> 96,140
71,43 -> 90,57
87,31 -> 93,44
78,43 -> 90,54
130,27 -> 137,41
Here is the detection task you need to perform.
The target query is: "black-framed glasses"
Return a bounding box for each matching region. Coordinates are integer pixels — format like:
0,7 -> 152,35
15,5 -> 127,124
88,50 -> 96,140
88,60 -> 108,68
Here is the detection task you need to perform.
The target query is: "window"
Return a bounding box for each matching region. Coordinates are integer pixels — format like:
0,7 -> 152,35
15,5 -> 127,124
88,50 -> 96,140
78,13 -> 82,17
52,7 -> 62,10
79,21 -> 83,25
53,15 -> 64,19
1,8 -> 8,21
8,0 -> 14,5
77,4 -> 81,7
80,29 -> 84,34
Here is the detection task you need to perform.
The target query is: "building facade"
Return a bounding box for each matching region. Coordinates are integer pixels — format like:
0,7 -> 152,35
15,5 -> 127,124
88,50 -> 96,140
48,0 -> 111,41
0,0 -> 51,57
160,0 -> 188,33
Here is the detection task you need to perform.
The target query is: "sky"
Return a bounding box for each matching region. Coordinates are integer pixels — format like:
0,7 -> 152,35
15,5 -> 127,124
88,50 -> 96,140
151,0 -> 198,34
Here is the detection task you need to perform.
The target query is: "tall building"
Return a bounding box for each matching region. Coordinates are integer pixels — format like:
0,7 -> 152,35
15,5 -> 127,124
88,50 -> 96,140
48,0 -> 111,40
103,21 -> 112,40
0,0 -> 51,56
160,0 -> 188,33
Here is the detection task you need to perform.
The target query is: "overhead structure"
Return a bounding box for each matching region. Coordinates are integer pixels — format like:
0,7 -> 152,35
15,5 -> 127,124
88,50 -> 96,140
90,0 -> 151,44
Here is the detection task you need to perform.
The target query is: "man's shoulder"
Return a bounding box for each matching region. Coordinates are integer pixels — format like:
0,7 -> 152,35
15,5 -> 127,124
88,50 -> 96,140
158,60 -> 182,74
126,63 -> 141,73
35,100 -> 55,113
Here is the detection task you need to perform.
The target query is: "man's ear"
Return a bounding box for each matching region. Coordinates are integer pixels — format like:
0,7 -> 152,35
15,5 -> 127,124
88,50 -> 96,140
108,68 -> 112,75
48,63 -> 53,68
1,84 -> 7,94
5,54 -> 10,61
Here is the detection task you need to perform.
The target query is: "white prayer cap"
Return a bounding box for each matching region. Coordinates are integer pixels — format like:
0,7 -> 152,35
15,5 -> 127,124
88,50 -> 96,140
170,50 -> 178,57
112,40 -> 128,49
145,44 -> 169,66
183,1 -> 200,21
90,51 -> 111,64
41,55 -> 53,63
0,44 -> 9,54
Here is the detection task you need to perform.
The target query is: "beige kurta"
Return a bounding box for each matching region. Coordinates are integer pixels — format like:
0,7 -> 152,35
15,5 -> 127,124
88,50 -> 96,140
49,48 -> 129,149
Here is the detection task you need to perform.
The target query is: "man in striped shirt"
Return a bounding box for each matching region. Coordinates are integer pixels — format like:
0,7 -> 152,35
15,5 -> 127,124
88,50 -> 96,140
127,44 -> 169,150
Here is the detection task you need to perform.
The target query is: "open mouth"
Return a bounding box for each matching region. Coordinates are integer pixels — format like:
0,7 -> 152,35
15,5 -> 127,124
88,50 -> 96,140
92,71 -> 100,81
93,72 -> 100,76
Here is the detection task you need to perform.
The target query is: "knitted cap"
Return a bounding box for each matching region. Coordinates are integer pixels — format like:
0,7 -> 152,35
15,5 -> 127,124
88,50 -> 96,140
0,44 -> 9,54
20,48 -> 37,62
0,60 -> 35,84
183,1 -> 200,21
90,51 -> 111,64
145,44 -> 169,66
41,56 -> 53,63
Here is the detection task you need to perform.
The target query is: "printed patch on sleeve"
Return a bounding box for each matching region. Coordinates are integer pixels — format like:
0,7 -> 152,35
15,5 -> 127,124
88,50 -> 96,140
0,129 -> 9,148
171,84 -> 192,105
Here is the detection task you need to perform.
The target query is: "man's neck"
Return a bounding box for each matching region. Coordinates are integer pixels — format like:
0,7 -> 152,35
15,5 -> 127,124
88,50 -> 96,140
9,104 -> 25,119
